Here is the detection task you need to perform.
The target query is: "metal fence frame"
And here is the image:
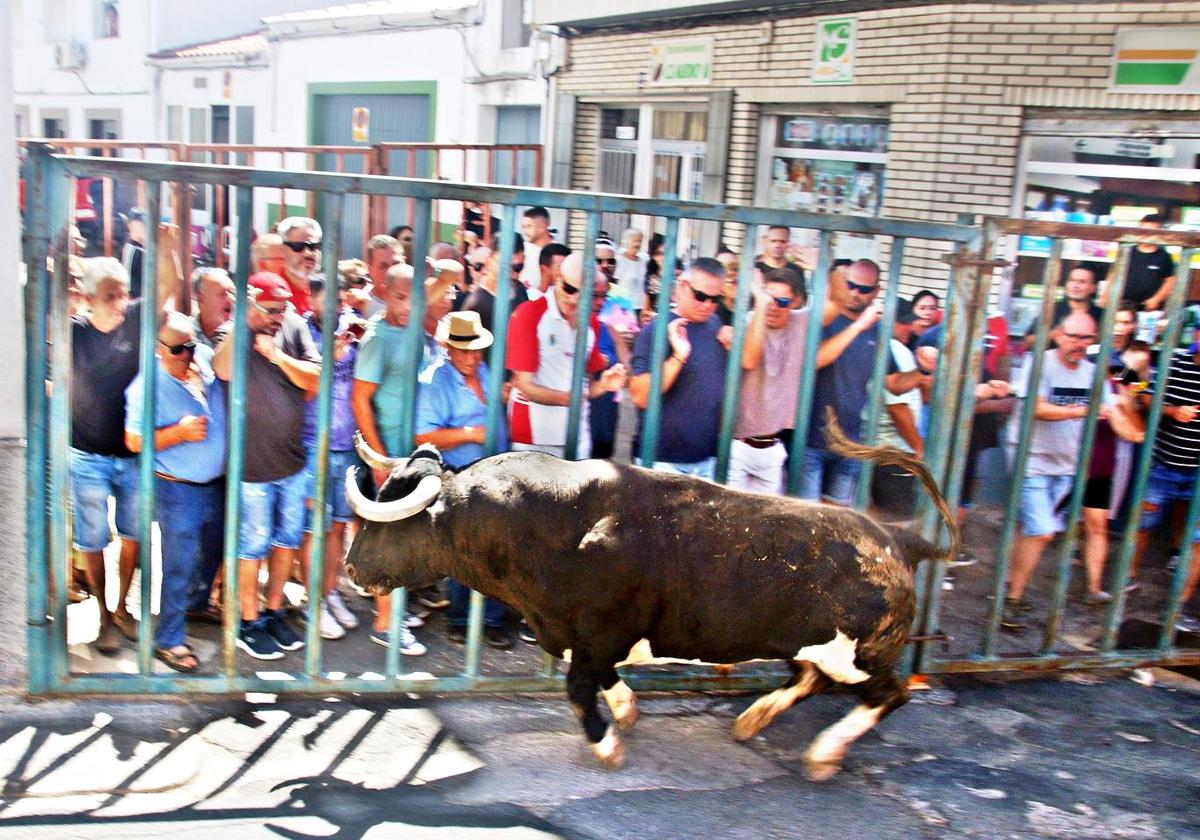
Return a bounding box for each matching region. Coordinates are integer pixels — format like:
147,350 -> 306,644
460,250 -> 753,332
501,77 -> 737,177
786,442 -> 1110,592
22,145 -> 1200,697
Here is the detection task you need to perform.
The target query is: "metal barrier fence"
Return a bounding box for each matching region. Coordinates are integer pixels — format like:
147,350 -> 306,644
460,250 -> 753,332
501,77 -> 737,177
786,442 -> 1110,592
21,144 -> 1200,697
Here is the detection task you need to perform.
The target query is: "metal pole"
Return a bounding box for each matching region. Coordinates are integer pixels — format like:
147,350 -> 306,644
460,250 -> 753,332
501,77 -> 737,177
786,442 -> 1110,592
637,218 -> 680,468
134,184 -> 162,675
714,246 -> 759,484
1102,248 -> 1196,651
303,194 -> 344,676
785,229 -> 833,496
564,214 -> 601,460
982,239 -> 1065,657
1040,245 -> 1132,654
853,237 -> 907,510
221,187 -> 254,675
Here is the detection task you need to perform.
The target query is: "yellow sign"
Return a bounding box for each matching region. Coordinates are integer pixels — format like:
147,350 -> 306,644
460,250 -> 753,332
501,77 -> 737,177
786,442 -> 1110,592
351,107 -> 370,143
647,38 -> 713,86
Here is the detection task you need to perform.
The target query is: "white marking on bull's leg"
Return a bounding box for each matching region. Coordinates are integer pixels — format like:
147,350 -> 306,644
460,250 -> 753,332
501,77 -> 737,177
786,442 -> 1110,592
795,630 -> 870,685
803,703 -> 884,781
591,724 -> 625,769
602,680 -> 639,731
619,638 -> 654,665
733,663 -> 821,741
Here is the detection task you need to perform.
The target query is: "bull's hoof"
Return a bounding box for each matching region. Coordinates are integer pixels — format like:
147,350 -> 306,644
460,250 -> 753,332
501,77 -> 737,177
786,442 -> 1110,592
614,702 -> 638,732
603,681 -> 638,732
732,709 -> 766,742
803,751 -> 843,782
591,726 -> 625,769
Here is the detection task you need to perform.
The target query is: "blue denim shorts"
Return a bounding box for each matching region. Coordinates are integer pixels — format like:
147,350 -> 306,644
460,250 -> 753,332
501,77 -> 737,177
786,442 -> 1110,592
1018,474 -> 1074,537
70,448 -> 140,552
652,457 -> 717,482
303,447 -> 357,531
1141,461 -> 1200,542
238,469 -> 307,560
799,447 -> 861,506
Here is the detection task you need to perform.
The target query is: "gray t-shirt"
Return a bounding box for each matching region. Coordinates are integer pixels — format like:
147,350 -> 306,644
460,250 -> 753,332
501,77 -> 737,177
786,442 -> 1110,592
734,308 -> 809,438
1013,350 -> 1113,477
242,311 -> 321,483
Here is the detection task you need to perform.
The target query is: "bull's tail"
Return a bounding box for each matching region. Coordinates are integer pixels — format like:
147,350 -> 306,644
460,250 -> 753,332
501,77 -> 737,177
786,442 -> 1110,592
822,407 -> 960,565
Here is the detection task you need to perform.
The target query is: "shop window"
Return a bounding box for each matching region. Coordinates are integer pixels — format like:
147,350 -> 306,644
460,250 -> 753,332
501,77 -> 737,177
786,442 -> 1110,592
96,1 -> 119,38
601,109 -> 639,141
42,118 -> 66,139
652,110 -> 705,142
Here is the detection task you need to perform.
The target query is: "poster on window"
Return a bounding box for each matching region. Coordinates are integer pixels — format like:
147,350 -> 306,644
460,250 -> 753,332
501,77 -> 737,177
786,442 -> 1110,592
767,158 -> 880,218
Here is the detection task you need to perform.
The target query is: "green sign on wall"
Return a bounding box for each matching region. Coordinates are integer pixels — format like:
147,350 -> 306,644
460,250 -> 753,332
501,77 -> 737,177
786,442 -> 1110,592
812,17 -> 856,85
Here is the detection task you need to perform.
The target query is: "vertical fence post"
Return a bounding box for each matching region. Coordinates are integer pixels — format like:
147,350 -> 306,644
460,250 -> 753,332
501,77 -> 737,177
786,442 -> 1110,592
714,248 -> 760,484
303,193 -> 344,677
853,237 -> 908,510
1102,248 -> 1195,652
785,229 -> 833,496
134,184 -> 162,675
565,214 -> 601,460
982,239 -> 1065,657
221,187 -> 255,676
638,218 -> 680,468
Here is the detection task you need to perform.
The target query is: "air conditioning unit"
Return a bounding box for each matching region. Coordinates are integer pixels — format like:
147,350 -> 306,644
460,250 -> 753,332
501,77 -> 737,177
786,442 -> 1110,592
54,41 -> 88,72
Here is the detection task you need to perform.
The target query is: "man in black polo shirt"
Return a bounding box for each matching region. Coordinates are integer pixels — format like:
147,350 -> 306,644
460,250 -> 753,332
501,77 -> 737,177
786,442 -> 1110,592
1024,263 -> 1105,350
213,272 -> 321,660
1101,213 -> 1175,311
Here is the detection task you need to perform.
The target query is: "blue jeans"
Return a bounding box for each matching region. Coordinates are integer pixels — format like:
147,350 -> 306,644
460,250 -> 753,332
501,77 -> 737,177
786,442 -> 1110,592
1141,462 -> 1200,542
652,457 -> 717,482
69,448 -> 140,552
447,579 -> 507,629
238,470 -> 307,561
156,476 -> 225,649
798,447 -> 861,506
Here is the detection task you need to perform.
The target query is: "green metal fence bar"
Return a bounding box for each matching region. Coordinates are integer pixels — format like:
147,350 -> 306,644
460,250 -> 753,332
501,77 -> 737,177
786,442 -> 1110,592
637,218 -> 680,468
915,228 -> 996,674
1102,248 -> 1197,652
785,230 -> 833,497
47,162 -> 73,688
564,213 -> 601,461
981,239 -> 1065,658
1160,349 -> 1200,649
21,148 -> 54,693
303,195 -> 344,676
923,648 -> 1200,675
1039,245 -> 1132,654
134,185 -> 162,675
220,186 -> 254,677
714,241 -> 759,485
853,237 -> 908,511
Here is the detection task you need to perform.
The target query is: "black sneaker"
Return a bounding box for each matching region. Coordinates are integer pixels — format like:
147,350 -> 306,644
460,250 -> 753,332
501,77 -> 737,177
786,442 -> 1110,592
518,620 -> 538,645
1000,598 -> 1029,632
484,625 -> 515,650
237,618 -> 284,660
447,625 -> 467,645
265,609 -> 304,651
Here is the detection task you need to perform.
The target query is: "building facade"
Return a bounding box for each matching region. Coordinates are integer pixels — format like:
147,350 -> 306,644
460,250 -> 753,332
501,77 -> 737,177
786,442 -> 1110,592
534,0 -> 1200,310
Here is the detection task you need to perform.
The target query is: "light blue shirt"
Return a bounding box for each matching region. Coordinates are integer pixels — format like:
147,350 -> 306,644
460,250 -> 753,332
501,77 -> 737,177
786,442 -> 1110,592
415,357 -> 506,469
353,315 -> 445,456
124,346 -> 227,483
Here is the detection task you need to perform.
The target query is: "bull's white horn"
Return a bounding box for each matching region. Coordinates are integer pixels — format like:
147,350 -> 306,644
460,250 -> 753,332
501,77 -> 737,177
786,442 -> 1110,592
354,432 -> 401,472
345,467 -> 442,522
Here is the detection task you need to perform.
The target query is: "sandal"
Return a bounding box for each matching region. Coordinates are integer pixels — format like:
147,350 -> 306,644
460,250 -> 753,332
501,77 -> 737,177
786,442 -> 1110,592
155,645 -> 199,673
186,603 -> 224,625
111,610 -> 139,642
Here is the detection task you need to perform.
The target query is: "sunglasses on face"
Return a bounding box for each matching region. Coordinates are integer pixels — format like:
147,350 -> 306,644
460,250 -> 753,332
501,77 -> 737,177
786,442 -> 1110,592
470,262 -> 487,272
283,240 -> 320,253
846,280 -> 878,295
596,257 -> 617,266
1062,332 -> 1096,343
510,262 -> 525,273
159,339 -> 197,356
771,296 -> 792,309
560,280 -> 582,296
253,300 -> 288,316
687,283 -> 721,305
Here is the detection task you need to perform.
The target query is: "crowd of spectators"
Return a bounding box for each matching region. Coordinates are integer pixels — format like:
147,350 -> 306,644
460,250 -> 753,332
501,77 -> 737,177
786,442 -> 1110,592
62,207 -> 1200,672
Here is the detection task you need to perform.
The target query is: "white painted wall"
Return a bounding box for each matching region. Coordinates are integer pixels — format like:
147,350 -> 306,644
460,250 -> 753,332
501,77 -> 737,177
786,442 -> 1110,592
3,3 -> 28,438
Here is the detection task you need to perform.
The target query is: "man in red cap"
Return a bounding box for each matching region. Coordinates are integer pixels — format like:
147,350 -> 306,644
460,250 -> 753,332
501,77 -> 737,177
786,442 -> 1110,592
212,272 -> 321,659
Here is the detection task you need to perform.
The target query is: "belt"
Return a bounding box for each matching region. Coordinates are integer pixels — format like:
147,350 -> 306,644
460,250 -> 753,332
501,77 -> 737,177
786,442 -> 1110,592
156,472 -> 223,487
737,435 -> 779,450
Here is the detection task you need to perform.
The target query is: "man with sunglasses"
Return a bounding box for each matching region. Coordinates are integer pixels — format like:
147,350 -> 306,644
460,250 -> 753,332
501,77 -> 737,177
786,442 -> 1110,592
630,257 -> 729,480
464,235 -> 528,333
507,251 -> 627,459
802,258 -> 885,506
124,313 -> 227,673
730,267 -> 808,494
213,272 -> 322,659
277,216 -> 323,317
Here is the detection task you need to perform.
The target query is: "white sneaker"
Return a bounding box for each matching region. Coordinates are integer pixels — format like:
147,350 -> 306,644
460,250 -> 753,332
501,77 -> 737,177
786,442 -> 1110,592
319,604 -> 346,640
404,611 -> 425,629
400,627 -> 426,656
326,590 -> 359,630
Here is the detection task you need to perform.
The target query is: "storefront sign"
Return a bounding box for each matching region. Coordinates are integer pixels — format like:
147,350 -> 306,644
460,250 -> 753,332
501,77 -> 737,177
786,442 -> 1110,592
351,107 -> 370,143
1111,27 -> 1200,92
812,17 -> 856,84
777,116 -> 888,153
647,38 -> 713,86
1072,137 -> 1174,160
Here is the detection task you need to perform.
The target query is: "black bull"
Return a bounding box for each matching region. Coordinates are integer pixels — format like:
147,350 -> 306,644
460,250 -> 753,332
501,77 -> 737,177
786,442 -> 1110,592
344,419 -> 958,779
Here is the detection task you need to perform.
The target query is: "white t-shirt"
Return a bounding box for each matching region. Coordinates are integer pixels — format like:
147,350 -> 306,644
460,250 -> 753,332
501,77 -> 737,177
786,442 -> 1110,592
614,252 -> 648,302
520,241 -> 544,294
873,339 -> 922,453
